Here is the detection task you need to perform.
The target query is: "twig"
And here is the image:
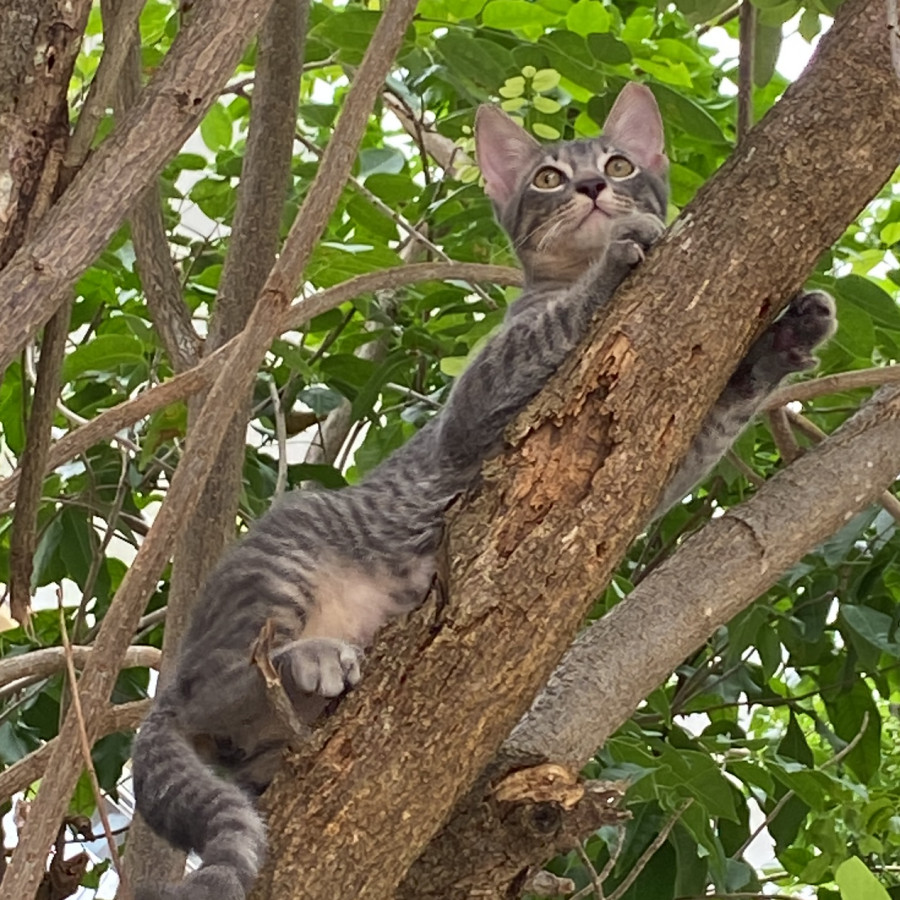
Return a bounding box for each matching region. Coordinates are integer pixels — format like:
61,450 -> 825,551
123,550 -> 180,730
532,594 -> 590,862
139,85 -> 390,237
0,645 -> 161,690
58,601 -> 128,892
574,843 -> 604,899
606,800 -> 691,900
764,363 -> 900,408
0,262 -> 522,516
267,377 -> 289,496
737,0 -> 756,146
65,0 -> 147,172
9,295 -> 74,629
732,711 -> 870,860
724,448 -> 765,487
696,4 -> 740,37
765,406 -> 801,465
73,445 -> 133,641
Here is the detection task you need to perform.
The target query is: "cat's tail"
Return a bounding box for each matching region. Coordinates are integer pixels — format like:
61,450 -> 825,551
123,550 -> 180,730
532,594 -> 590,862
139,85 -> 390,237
132,699 -> 266,900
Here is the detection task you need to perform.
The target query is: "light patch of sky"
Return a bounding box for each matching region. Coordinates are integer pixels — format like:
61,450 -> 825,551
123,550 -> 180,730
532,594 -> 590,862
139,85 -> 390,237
700,11 -> 828,88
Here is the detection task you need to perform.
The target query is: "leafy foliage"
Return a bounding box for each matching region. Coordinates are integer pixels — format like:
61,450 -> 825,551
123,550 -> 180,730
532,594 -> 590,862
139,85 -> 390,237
1,0 -> 899,897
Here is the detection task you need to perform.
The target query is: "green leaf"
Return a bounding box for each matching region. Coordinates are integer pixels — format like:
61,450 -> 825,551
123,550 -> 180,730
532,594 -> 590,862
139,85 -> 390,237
531,67 -> 560,92
840,604 -> 900,657
62,334 -> 145,383
824,680 -> 881,784
836,857 -> 891,900
200,103 -> 232,152
567,0 -> 610,35
648,84 -> 727,144
437,33 -> 513,89
482,0 -> 561,30
753,22 -> 782,87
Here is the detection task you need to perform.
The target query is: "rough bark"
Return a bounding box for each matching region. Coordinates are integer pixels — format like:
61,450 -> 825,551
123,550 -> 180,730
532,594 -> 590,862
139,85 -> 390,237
252,2 -> 900,897
0,0 -> 91,266
401,385 -> 900,897
0,0 -> 274,377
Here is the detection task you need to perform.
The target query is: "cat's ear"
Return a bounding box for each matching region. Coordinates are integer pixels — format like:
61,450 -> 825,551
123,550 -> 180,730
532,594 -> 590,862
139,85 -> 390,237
602,83 -> 668,175
475,106 -> 542,213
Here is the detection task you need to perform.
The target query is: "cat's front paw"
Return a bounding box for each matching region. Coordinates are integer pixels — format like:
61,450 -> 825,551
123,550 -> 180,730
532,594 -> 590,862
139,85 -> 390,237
272,637 -> 363,698
769,289 -> 837,373
608,212 -> 666,268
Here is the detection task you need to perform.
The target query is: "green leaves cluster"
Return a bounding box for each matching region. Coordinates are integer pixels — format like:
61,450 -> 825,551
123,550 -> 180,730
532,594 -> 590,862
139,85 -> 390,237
3,0 -> 900,897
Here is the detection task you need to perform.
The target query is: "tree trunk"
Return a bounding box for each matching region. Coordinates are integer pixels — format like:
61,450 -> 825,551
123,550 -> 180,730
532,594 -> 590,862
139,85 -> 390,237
251,1 -> 900,897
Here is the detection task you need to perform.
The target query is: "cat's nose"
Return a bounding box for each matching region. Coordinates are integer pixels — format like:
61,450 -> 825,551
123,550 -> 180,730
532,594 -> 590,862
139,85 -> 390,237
575,177 -> 606,200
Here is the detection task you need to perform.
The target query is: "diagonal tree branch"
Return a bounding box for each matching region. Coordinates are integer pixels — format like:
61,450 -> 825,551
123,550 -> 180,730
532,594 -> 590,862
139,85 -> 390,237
0,0 -> 276,377
252,2 -> 900,897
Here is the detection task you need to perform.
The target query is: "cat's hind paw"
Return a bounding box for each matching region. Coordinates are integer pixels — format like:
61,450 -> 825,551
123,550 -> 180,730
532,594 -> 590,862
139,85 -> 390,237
271,637 -> 363,698
770,289 -> 837,373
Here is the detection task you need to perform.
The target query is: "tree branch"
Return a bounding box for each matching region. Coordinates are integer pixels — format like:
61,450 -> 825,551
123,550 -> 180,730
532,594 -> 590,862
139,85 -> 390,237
252,2 -> 900,897
9,297 -> 72,627
0,644 -> 160,689
0,0 -> 275,376
0,263 -> 523,516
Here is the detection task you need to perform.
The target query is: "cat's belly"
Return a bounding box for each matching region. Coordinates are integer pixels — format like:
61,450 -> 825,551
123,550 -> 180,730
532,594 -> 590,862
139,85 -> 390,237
302,553 -> 436,646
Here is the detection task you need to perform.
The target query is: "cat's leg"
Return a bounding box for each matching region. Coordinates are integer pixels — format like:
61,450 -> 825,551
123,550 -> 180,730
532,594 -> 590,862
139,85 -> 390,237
656,290 -> 837,514
437,212 -> 665,472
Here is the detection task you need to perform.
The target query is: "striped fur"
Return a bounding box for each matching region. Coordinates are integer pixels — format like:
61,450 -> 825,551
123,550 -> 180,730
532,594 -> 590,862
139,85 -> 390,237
131,84 -> 834,899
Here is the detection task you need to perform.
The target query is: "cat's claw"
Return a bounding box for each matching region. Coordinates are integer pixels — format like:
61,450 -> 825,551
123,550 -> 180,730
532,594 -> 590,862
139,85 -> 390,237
769,289 -> 837,373
271,637 -> 363,698
608,213 -> 666,269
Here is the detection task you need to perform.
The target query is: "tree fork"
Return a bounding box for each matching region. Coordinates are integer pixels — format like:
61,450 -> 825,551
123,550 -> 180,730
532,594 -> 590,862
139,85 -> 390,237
252,1 -> 900,898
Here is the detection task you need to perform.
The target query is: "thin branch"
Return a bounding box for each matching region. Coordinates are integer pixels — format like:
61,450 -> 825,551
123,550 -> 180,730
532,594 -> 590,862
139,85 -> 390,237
112,0 -> 202,375
764,363 -> 900,407
58,603 -> 127,893
724,448 -> 765,487
765,406 -> 801,465
737,1 -> 756,146
0,262 -> 522,515
266,376 -> 288,496
0,645 -> 161,689
64,0 -> 146,172
9,296 -> 74,628
784,408 -> 900,522
606,801 -> 691,900
732,711 -> 870,859
573,843 -> 605,900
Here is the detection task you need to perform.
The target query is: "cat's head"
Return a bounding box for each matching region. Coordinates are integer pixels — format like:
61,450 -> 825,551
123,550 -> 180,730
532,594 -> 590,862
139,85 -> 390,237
475,83 -> 668,286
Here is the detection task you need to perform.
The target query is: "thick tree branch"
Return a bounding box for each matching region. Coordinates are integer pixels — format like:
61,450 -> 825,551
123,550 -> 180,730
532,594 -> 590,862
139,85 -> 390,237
0,263 -> 523,516
0,0 -> 275,376
253,2 -> 900,897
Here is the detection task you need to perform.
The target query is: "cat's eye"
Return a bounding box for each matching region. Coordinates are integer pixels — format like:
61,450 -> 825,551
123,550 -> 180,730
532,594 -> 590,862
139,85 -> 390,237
605,156 -> 635,178
532,167 -> 566,189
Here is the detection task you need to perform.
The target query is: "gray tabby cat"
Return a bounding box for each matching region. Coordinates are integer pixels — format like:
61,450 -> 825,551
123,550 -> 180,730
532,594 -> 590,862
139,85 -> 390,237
131,84 -> 836,900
